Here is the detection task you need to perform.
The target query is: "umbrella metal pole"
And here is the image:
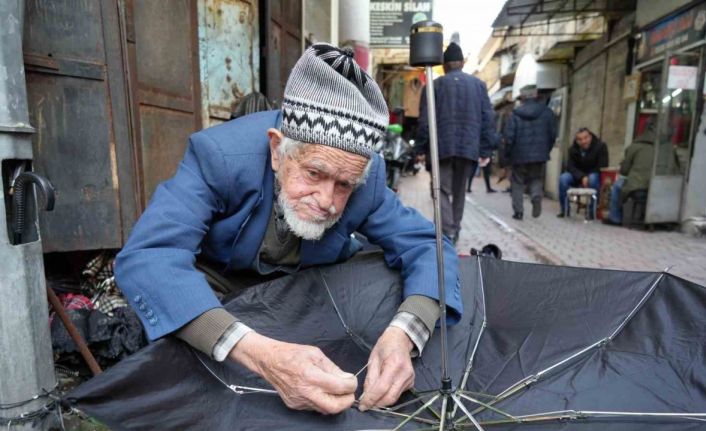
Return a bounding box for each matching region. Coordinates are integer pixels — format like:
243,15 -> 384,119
424,64 -> 450,388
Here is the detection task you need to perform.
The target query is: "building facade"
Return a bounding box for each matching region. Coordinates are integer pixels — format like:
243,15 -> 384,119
484,0 -> 706,231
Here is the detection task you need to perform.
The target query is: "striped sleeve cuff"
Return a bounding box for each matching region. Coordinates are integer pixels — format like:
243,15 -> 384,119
388,311 -> 431,357
213,321 -> 254,362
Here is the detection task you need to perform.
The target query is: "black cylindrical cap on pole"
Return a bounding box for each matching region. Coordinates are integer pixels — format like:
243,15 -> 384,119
409,21 -> 443,67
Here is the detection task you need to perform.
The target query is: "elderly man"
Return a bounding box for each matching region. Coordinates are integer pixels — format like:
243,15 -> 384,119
558,127 -> 609,218
115,44 -> 460,416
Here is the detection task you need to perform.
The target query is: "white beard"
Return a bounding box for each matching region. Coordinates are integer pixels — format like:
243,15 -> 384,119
277,191 -> 342,241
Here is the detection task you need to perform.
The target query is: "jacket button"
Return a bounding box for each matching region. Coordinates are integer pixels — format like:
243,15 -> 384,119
139,303 -> 147,311
146,309 -> 154,318
134,295 -> 142,303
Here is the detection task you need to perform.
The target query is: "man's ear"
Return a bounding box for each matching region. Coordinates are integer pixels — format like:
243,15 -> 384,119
268,128 -> 284,172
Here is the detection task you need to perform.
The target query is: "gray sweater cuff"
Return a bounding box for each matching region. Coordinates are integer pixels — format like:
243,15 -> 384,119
397,295 -> 440,336
176,308 -> 239,357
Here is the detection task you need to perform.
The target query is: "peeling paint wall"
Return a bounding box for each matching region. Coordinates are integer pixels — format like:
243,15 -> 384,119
198,0 -> 260,127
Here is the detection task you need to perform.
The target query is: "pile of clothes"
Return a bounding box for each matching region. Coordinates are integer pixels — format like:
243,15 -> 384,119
49,252 -> 146,365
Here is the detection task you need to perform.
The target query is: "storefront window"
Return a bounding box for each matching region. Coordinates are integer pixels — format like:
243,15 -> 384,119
654,51 -> 701,176
635,64 -> 661,137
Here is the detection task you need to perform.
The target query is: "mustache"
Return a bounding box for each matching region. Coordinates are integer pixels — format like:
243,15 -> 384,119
298,196 -> 337,219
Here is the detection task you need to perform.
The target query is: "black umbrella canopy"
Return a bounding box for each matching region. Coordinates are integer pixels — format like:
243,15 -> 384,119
67,252 -> 706,430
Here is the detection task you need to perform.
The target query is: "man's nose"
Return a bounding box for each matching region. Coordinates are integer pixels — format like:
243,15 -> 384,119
314,180 -> 336,211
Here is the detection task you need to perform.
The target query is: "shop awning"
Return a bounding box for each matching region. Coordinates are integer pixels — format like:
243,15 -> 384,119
492,0 -> 636,35
538,39 -> 596,61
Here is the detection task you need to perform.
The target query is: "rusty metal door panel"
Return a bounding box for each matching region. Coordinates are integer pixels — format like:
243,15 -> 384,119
130,0 -> 202,203
198,0 -> 260,126
137,107 -> 193,197
266,20 -> 282,104
24,73 -> 122,252
263,0 -> 301,104
23,0 -> 105,62
134,1 -> 195,98
22,0 -> 136,252
282,31 -> 301,95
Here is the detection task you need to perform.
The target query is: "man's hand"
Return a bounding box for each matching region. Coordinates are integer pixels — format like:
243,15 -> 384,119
230,332 -> 357,414
358,326 -> 415,411
478,157 -> 490,167
581,176 -> 589,187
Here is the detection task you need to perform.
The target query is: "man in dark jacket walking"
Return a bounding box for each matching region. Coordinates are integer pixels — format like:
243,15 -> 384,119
418,42 -> 494,243
503,85 -> 556,219
558,127 -> 609,218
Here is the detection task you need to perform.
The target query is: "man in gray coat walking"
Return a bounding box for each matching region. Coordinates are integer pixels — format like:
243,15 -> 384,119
503,85 -> 556,220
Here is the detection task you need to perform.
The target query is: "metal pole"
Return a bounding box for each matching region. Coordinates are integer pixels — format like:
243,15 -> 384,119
0,1 -> 58,429
424,65 -> 450,384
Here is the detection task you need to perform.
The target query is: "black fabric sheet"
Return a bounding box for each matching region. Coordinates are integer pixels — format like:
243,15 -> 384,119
67,252 -> 706,430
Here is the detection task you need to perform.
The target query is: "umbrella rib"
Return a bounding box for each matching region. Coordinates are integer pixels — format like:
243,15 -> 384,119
193,350 -> 279,395
381,392 -> 437,412
456,393 -> 517,422
450,394 -> 485,431
318,269 -> 373,351
474,409 -> 706,426
459,257 -> 488,388
390,393 -> 440,430
438,395 -> 449,430
467,271 -> 667,417
607,272 -> 665,341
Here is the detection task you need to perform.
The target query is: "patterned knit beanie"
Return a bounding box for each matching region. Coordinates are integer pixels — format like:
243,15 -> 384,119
281,43 -> 388,159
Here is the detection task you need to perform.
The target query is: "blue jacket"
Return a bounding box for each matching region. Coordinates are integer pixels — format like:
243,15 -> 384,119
503,98 -> 557,165
115,110 -> 462,341
417,70 -> 495,162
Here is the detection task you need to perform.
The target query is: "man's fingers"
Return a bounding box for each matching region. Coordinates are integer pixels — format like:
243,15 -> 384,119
378,364 -> 415,407
360,358 -> 396,410
359,355 -> 381,409
311,392 -> 356,415
315,351 -> 356,379
304,366 -> 357,395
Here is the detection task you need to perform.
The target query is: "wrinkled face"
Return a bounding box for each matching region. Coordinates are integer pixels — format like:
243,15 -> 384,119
576,130 -> 592,150
268,129 -> 368,240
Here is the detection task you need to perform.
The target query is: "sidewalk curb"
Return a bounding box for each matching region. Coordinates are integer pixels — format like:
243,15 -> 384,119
465,196 -> 566,266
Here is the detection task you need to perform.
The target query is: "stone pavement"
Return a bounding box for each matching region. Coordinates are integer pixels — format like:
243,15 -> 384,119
397,170 -> 706,286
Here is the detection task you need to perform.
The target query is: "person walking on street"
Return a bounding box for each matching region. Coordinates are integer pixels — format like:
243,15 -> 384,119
418,42 -> 494,244
558,127 -> 609,218
503,85 -> 556,220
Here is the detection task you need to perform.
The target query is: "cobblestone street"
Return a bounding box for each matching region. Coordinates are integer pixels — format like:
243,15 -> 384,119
397,170 -> 706,286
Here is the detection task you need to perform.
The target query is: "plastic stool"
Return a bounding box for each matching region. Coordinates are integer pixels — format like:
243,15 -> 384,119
566,188 -> 597,221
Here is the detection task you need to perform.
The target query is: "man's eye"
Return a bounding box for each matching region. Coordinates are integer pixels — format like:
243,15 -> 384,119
307,170 -> 319,179
337,182 -> 353,191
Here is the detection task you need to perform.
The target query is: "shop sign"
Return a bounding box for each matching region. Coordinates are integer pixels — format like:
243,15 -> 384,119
637,3 -> 706,62
667,65 -> 698,90
370,0 -> 433,47
623,73 -> 641,102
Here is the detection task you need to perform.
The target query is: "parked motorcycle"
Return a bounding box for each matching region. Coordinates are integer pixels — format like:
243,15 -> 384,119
377,123 -> 419,192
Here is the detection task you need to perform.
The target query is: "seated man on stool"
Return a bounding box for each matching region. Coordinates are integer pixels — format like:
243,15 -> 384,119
558,127 -> 609,218
603,130 -> 655,226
